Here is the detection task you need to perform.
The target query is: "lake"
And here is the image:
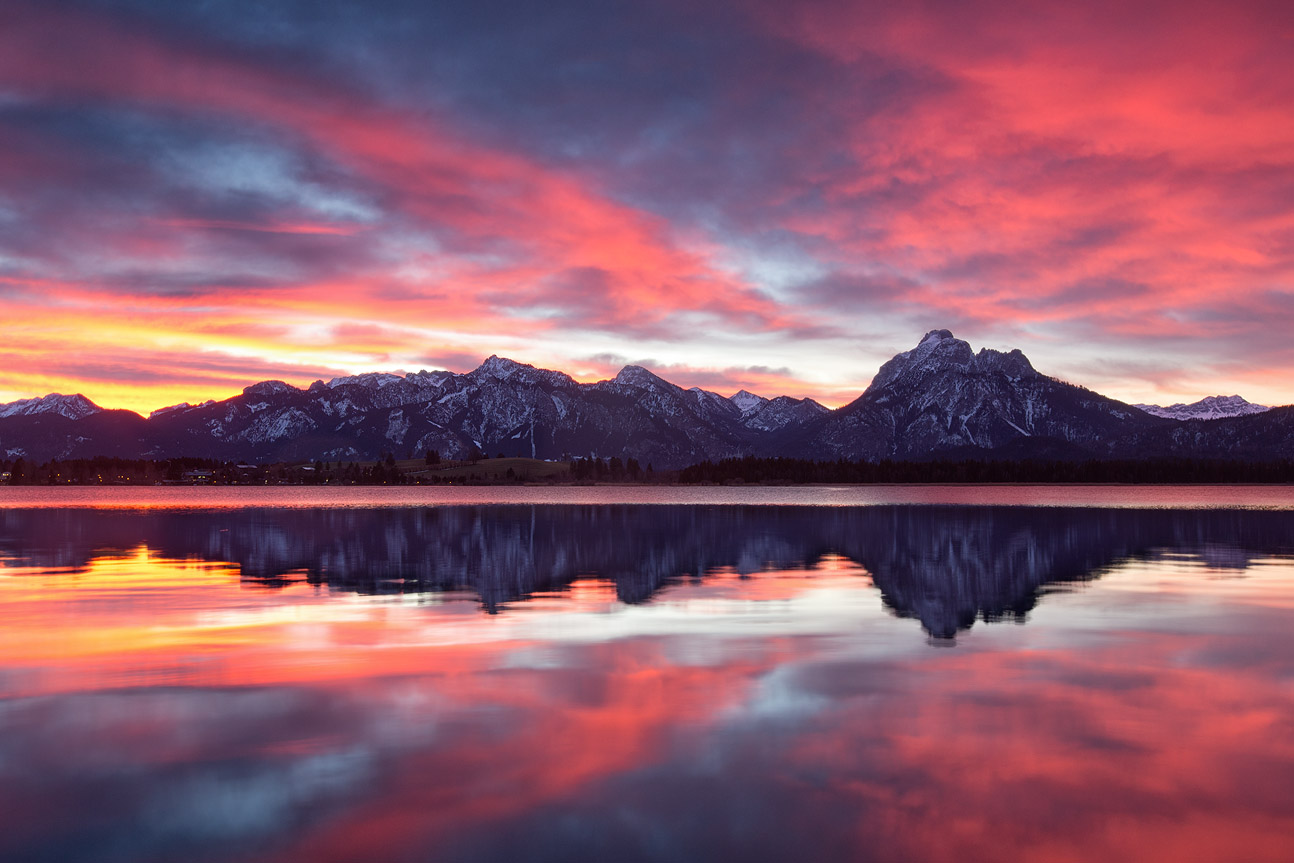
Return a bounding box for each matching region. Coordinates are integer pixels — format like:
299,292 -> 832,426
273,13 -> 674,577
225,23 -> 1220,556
1,487 -> 1292,862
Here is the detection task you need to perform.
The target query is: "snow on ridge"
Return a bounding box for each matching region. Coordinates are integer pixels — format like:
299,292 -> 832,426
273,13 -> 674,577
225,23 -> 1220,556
475,355 -> 525,379
1134,395 -> 1270,421
729,389 -> 768,415
741,393 -> 831,431
243,380 -> 300,397
405,370 -> 451,388
908,328 -> 959,363
150,402 -> 192,419
613,365 -> 670,389
0,393 -> 102,420
327,372 -> 403,389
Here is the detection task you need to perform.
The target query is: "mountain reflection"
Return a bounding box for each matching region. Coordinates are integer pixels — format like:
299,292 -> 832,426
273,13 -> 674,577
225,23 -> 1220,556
3,505 -> 1292,638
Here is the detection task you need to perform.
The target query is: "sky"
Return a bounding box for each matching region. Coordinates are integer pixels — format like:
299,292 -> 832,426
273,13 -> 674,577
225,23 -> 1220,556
1,0 -> 1292,415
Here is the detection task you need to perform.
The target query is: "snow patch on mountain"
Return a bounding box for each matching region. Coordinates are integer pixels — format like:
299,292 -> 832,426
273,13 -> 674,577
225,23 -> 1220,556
688,387 -> 737,416
1134,395 -> 1270,421
729,389 -> 768,415
405,370 -> 452,389
243,381 -> 299,398
475,355 -> 524,380
243,408 -> 315,442
327,372 -> 403,389
867,330 -> 1041,397
742,395 -> 829,432
613,365 -> 673,391
149,400 -> 214,419
386,409 -> 410,444
0,393 -> 102,420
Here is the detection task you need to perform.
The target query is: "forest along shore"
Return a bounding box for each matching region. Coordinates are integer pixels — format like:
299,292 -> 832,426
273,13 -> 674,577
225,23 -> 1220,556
5,455 -> 1294,486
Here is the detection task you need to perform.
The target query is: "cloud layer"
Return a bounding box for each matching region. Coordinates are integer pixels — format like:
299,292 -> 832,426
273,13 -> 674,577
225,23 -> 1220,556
1,0 -> 1291,412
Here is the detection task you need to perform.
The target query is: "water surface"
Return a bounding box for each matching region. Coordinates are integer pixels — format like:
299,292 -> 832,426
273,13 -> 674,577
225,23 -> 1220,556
1,489 -> 1292,862
5,483 -> 1294,509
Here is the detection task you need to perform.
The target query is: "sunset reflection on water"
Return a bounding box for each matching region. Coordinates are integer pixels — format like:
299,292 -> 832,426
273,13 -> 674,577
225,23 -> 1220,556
0,498 -> 1291,862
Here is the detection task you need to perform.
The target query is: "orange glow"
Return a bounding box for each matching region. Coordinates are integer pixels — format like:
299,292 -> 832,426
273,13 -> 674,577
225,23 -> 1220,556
0,1 -> 820,414
2,0 -> 1293,411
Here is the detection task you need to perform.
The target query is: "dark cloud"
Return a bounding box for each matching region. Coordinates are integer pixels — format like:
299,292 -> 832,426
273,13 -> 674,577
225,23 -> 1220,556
798,271 -> 925,310
0,347 -> 342,387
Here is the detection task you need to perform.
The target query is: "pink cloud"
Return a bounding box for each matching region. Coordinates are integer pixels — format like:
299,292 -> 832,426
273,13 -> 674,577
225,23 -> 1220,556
743,0 -> 1294,346
0,1 -> 814,410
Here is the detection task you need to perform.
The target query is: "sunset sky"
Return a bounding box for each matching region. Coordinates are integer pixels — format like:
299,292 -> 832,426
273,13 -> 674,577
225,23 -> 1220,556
2,0 -> 1291,414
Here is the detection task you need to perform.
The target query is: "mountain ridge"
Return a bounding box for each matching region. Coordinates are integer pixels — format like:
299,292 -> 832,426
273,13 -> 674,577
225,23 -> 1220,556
1,332 -> 1288,466
1133,394 -> 1270,421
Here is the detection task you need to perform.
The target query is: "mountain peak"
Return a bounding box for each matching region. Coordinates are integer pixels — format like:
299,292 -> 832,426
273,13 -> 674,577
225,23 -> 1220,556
869,329 -> 974,392
242,380 -> 300,398
920,328 -> 956,344
912,329 -> 966,358
975,346 -> 1037,379
730,389 -> 768,415
469,356 -> 576,388
0,393 -> 102,421
613,365 -> 672,390
475,355 -> 527,380
326,372 -> 404,389
148,399 -> 215,419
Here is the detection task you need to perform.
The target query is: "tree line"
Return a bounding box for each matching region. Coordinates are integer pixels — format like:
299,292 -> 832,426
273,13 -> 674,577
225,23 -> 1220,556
8,454 -> 1294,486
678,456 -> 1294,484
0,456 -> 414,486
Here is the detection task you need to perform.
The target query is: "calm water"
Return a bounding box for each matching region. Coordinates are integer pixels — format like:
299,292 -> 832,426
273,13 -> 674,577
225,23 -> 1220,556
1,488 -> 1292,862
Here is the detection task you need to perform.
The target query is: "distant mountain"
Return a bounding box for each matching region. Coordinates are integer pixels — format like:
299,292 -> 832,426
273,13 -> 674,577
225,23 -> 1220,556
0,393 -> 101,421
1108,404 -> 1294,461
1134,395 -> 1270,421
2,332 -> 1291,466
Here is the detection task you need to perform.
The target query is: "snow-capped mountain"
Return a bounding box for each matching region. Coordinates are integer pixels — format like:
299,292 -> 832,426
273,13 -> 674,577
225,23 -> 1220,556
776,329 -> 1156,460
1133,395 -> 1270,421
0,393 -> 102,421
730,390 -> 767,415
740,395 -> 829,433
60,355 -> 819,467
4,331 -> 1293,465
727,388 -> 829,432
149,400 -> 216,419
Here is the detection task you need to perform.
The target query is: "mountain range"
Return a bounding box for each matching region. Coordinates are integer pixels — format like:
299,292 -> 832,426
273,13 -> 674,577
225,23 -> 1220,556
1132,394 -> 1270,421
2,330 -> 1292,466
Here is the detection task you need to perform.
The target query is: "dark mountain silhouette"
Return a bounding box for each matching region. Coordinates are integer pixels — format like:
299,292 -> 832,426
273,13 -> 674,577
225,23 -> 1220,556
2,331 -> 1291,466
768,329 -> 1163,460
0,358 -> 826,467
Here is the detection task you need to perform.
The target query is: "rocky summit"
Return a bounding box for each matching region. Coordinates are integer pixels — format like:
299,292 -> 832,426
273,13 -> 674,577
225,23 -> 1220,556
770,329 -> 1158,461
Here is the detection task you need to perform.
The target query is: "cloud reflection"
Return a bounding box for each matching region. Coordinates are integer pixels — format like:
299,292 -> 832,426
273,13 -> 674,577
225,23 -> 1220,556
0,504 -> 1293,861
